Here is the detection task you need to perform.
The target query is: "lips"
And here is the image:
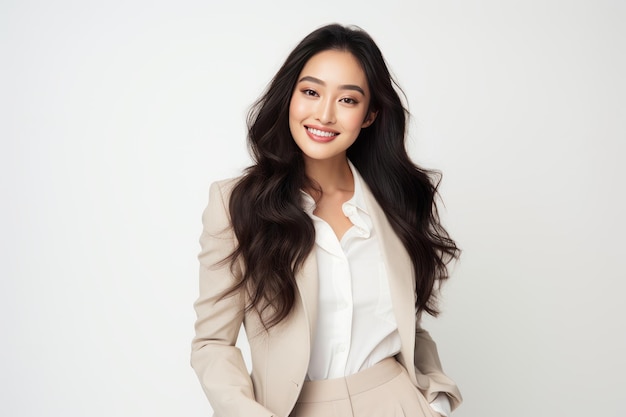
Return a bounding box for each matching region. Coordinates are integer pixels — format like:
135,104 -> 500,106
305,126 -> 339,143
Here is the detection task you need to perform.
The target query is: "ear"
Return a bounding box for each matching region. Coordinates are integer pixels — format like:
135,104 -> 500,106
361,110 -> 378,128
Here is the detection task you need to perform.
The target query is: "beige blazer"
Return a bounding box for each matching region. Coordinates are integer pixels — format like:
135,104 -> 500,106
191,178 -> 462,417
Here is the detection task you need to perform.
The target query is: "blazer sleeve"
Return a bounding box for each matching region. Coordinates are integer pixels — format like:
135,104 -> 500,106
191,181 -> 275,417
413,312 -> 463,412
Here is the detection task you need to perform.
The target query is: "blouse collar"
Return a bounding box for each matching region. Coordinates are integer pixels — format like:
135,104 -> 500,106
301,160 -> 371,238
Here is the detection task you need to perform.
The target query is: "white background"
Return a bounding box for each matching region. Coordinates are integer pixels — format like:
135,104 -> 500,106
1,1 -> 624,416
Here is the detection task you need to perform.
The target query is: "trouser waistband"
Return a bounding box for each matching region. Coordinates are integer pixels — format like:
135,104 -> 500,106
297,357 -> 403,403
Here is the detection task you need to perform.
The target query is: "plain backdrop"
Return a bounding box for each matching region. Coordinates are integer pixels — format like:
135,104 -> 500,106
1,1 -> 624,416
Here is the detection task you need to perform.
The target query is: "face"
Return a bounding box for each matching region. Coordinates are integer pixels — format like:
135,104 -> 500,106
289,49 -> 377,165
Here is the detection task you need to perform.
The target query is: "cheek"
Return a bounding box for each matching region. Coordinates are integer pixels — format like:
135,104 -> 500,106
288,97 -> 303,138
342,109 -> 369,130
289,95 -> 306,121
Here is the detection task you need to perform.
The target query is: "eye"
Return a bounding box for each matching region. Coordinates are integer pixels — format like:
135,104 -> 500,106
302,88 -> 319,97
340,97 -> 358,105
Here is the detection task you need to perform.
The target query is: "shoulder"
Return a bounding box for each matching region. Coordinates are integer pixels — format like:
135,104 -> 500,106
208,176 -> 243,200
205,175 -> 252,213
201,176 -> 245,231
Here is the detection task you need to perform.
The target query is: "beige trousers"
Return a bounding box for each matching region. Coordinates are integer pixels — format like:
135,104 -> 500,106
290,357 -> 439,417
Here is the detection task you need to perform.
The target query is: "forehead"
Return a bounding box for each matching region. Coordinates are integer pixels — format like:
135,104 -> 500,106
299,50 -> 368,89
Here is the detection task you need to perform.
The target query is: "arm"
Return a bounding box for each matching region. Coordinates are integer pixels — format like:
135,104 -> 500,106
414,312 -> 463,413
191,181 -> 275,417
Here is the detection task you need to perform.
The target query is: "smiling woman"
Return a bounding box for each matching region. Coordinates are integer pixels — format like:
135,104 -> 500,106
191,24 -> 461,417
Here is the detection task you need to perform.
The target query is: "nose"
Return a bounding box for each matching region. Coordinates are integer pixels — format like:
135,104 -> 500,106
316,97 -> 336,125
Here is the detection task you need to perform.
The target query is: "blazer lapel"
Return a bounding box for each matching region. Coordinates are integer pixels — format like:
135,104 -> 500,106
361,183 -> 418,383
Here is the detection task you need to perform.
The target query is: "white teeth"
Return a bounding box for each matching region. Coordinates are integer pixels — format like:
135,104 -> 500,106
307,127 -> 337,138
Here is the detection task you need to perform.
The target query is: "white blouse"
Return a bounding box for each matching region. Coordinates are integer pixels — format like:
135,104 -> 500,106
301,162 -> 452,416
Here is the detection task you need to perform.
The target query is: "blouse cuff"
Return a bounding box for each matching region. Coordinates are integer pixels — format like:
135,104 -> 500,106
429,392 -> 452,416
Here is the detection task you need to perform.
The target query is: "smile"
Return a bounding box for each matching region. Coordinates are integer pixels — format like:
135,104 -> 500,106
306,127 -> 339,141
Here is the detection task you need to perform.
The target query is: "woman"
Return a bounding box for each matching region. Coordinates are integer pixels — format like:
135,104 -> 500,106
191,24 -> 462,417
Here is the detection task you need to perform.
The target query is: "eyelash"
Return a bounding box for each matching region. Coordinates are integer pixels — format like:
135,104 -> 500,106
300,89 -> 359,105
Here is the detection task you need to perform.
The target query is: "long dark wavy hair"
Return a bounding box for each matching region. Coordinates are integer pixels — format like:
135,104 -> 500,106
226,24 -> 459,328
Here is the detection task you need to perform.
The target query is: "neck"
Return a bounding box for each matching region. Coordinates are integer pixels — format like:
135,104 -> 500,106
304,155 -> 354,193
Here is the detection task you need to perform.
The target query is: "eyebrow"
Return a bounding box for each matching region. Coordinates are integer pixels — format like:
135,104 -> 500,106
298,76 -> 366,96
